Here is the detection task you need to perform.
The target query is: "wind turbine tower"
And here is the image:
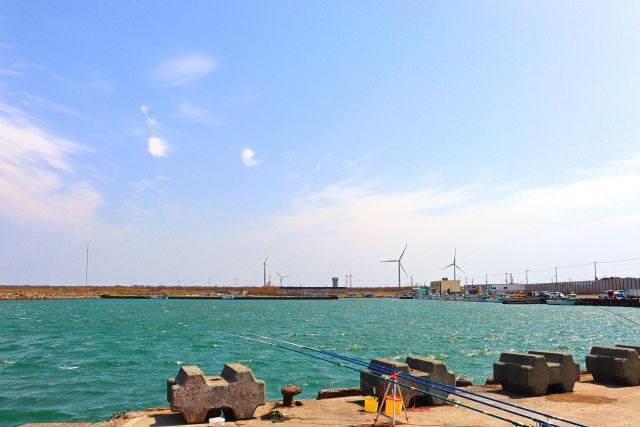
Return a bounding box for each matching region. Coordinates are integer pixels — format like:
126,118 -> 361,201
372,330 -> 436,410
276,271 -> 289,287
442,249 -> 465,281
380,244 -> 408,288
263,256 -> 269,287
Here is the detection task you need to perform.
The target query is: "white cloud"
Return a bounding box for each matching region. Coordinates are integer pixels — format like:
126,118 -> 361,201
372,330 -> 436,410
0,105 -> 101,227
147,136 -> 168,158
154,54 -> 217,86
242,148 -> 257,167
253,158 -> 640,285
140,105 -> 169,158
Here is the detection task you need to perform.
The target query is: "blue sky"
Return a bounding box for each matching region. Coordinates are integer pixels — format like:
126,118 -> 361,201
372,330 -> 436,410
1,1 -> 639,286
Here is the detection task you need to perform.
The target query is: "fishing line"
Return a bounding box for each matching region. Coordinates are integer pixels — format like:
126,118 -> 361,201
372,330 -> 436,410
598,306 -> 640,330
227,333 -> 568,427
242,333 -> 587,427
230,333 -> 531,426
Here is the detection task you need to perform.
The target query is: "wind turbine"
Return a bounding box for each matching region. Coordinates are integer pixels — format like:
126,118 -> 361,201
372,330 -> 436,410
380,244 -> 408,288
276,271 -> 289,287
442,249 -> 465,281
263,256 -> 269,287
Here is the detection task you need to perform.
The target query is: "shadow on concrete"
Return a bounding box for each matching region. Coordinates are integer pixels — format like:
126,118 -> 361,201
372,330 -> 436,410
148,413 -> 187,426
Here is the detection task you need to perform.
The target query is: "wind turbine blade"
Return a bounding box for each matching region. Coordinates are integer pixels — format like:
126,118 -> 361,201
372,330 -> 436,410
400,262 -> 408,278
264,256 -> 269,264
399,244 -> 408,260
441,263 -> 454,270
456,265 -> 466,274
380,260 -> 398,263
276,271 -> 282,278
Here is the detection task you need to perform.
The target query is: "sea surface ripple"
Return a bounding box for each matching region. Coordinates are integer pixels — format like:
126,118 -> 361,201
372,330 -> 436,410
1,298 -> 639,426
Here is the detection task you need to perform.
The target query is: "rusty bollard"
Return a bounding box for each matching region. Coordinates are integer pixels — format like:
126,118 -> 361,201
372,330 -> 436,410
281,384 -> 302,406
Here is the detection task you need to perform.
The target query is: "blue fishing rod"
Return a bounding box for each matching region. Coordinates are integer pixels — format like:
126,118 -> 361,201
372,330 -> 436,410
243,333 -> 588,427
231,333 -> 532,426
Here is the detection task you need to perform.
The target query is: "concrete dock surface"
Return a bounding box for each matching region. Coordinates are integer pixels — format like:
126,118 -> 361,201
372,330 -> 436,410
21,374 -> 640,427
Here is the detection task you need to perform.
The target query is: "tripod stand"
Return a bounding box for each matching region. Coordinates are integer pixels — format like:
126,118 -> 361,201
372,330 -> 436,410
372,371 -> 410,426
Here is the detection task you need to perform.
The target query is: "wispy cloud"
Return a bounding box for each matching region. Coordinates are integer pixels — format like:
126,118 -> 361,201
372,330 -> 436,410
140,105 -> 169,158
256,158 -> 640,284
242,148 -> 257,167
177,100 -> 221,125
0,67 -> 22,77
154,54 -> 217,86
0,104 -> 101,227
140,105 -> 158,132
18,93 -> 85,119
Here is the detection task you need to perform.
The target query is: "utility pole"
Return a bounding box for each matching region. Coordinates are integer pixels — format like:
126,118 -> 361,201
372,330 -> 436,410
410,276 -> 413,287
505,273 -> 508,284
85,243 -> 89,286
555,266 -> 558,283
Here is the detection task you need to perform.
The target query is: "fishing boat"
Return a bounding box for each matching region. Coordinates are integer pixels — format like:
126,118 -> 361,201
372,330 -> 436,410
546,292 -> 577,305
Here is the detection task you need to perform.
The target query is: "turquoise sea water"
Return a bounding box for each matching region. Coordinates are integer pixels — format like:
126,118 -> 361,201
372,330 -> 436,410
1,298 -> 639,426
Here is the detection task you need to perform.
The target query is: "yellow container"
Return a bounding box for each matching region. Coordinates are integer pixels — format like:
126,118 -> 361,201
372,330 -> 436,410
363,395 -> 378,413
384,395 -> 403,416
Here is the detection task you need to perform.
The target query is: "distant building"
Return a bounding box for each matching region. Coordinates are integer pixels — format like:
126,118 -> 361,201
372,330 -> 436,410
430,278 -> 461,294
490,283 -> 525,294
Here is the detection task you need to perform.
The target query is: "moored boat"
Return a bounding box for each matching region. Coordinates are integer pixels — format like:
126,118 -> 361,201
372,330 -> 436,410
546,292 -> 577,305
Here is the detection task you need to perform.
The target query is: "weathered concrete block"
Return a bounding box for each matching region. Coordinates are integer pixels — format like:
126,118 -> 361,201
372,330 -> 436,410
360,356 -> 454,406
586,346 -> 640,386
616,344 -> 640,355
167,363 -> 266,423
528,351 -> 580,392
493,352 -> 550,396
405,356 -> 455,405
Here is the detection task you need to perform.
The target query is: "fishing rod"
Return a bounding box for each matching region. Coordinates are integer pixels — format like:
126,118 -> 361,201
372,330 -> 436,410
231,333 -> 532,426
243,333 -> 588,427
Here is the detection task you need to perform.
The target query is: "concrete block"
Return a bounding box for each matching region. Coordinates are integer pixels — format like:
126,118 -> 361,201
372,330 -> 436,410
167,363 -> 266,423
405,356 -> 455,405
360,356 -> 454,406
616,344 -> 640,355
493,352 -> 550,396
528,351 -> 580,392
586,346 -> 640,386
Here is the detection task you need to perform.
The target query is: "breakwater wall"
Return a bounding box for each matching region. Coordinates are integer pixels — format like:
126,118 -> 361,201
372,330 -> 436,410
525,277 -> 640,294
100,294 -> 339,300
